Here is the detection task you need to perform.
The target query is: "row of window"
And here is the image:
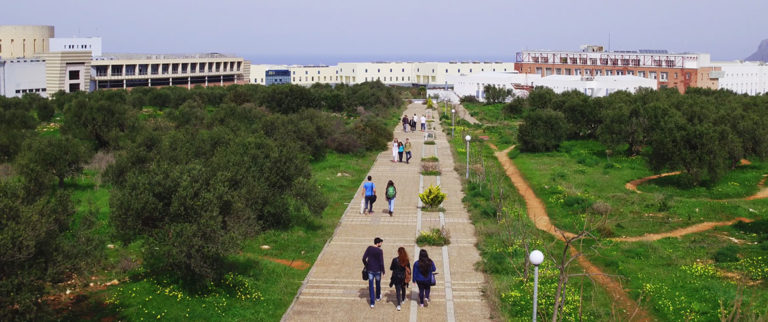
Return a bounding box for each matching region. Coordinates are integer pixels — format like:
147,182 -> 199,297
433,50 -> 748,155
529,57 -> 678,68
290,67 -> 510,75
529,67 -> 691,81
64,44 -> 93,50
14,88 -> 46,94
94,61 -> 243,77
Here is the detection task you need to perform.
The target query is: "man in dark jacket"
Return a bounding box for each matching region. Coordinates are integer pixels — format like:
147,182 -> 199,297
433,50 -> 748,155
362,237 -> 385,308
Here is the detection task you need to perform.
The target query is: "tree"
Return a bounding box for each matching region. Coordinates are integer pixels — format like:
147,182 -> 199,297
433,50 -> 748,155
483,84 -> 513,104
504,97 -> 528,116
518,109 -> 568,152
15,135 -> 89,187
0,96 -> 37,161
528,87 -> 557,110
61,97 -> 135,149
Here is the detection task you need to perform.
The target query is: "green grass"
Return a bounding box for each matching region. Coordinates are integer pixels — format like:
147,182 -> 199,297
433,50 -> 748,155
415,228 -> 450,246
422,156 -> 439,162
638,162 -> 767,199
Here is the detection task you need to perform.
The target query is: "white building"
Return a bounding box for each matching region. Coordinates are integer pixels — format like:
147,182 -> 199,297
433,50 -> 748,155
0,57 -> 48,97
249,61 -> 517,86
443,72 -> 657,103
49,37 -> 103,57
712,61 -> 768,95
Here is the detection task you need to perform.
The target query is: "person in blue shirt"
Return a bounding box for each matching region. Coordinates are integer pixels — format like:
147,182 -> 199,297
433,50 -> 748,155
362,176 -> 376,214
412,249 -> 436,307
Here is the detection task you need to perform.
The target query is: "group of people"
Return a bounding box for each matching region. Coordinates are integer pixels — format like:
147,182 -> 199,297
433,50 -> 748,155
391,138 -> 412,164
362,176 -> 398,215
401,113 -> 427,133
362,238 -> 438,310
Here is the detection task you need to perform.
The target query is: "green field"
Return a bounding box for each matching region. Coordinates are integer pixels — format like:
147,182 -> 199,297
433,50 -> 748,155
449,101 -> 768,321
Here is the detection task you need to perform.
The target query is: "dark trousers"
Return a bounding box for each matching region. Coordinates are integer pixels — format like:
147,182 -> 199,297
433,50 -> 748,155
403,123 -> 408,132
398,151 -> 403,162
364,195 -> 374,213
417,282 -> 431,304
405,151 -> 412,163
394,283 -> 406,306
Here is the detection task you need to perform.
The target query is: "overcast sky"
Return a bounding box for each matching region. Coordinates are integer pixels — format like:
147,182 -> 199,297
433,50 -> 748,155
3,0 -> 766,64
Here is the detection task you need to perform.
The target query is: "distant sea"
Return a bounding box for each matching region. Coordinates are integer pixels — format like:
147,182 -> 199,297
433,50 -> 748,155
243,54 -> 518,65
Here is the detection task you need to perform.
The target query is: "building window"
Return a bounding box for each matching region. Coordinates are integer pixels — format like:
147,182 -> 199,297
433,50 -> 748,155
470,69 -> 473,73
650,72 -> 657,80
390,68 -> 393,72
674,72 -> 678,79
317,71 -> 320,74
660,72 -> 668,81
68,70 -> 80,80
365,69 -> 368,73
69,83 -> 80,92
638,71 -> 645,77
378,69 -> 380,72
305,71 -> 308,75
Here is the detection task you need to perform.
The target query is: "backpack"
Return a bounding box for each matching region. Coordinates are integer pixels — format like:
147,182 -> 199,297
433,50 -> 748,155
410,119 -> 416,127
386,185 -> 396,199
404,265 -> 412,284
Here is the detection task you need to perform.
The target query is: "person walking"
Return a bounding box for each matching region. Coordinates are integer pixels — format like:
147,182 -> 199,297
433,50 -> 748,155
420,114 -> 427,132
362,237 -> 385,308
413,249 -> 436,307
392,139 -> 398,162
389,247 -> 411,311
411,114 -> 418,132
404,138 -> 412,164
402,115 -> 409,132
385,180 -> 396,216
362,176 -> 376,214
397,141 -> 404,162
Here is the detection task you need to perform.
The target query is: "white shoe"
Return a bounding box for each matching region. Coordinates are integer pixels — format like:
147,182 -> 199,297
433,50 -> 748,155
397,305 -> 401,311
420,304 -> 424,308
376,297 -> 381,302
371,304 -> 374,308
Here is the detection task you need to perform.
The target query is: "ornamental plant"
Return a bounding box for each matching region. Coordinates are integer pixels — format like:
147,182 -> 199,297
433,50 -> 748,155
419,184 -> 446,209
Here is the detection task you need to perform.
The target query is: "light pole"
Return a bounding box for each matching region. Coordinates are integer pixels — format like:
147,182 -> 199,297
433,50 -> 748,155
529,250 -> 544,322
451,108 -> 455,139
464,135 -> 471,179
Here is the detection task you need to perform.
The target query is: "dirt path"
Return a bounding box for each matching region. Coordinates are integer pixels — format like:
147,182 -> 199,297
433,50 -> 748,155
493,146 -> 650,321
625,172 -> 681,193
262,256 -> 311,270
611,218 -> 754,242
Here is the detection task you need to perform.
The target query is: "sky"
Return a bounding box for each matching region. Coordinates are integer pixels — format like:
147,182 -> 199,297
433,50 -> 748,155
3,0 -> 767,64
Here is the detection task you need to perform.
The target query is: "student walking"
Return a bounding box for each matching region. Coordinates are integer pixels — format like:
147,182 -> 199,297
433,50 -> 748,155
420,114 -> 427,131
362,176 -> 376,214
398,141 -> 404,162
413,249 -> 436,307
404,138 -> 412,164
389,247 -> 411,311
362,237 -> 385,308
402,115 -> 409,132
385,180 -> 396,216
392,139 -> 398,162
411,114 -> 417,132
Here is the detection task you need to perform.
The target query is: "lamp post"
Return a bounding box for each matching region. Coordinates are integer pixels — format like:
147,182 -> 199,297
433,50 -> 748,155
464,135 -> 471,179
529,250 -> 544,322
451,108 -> 455,139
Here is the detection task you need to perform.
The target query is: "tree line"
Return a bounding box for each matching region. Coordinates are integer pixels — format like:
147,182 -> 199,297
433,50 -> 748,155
510,87 -> 768,185
0,81 -> 403,319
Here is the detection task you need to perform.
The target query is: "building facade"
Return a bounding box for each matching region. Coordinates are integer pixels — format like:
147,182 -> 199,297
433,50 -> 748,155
515,47 -> 718,93
0,57 -> 47,97
713,61 -> 768,95
265,69 -> 290,85
90,54 -> 250,90
0,25 -> 54,59
49,37 -> 102,57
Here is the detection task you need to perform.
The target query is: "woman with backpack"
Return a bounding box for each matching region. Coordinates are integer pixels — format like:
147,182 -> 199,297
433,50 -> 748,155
385,180 -> 396,216
389,247 -> 411,311
412,249 -> 436,307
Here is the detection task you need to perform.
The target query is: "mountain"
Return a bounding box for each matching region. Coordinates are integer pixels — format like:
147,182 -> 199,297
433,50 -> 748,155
745,39 -> 768,62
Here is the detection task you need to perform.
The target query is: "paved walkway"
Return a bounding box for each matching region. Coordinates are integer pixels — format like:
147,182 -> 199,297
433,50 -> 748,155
282,103 -> 492,322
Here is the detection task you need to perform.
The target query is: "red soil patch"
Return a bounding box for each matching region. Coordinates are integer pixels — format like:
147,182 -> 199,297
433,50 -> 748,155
611,218 -> 754,242
262,256 -> 311,270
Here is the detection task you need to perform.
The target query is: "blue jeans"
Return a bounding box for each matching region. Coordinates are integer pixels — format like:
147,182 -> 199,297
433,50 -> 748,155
387,198 -> 395,213
368,271 -> 382,305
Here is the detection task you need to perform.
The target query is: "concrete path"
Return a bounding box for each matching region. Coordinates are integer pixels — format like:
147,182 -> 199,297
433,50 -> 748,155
282,103 -> 493,322
454,104 -> 480,125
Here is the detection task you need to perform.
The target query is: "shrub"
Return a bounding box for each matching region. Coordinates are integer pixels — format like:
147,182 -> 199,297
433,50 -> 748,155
422,156 -> 439,162
517,108 -> 568,152
419,184 -> 446,209
421,162 -> 440,176
460,95 -> 480,104
424,140 -> 436,145
416,228 -> 450,246
713,245 -> 739,263
590,201 -> 612,215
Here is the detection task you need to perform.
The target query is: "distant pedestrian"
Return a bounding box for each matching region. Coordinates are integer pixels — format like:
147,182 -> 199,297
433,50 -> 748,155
410,118 -> 417,132
404,138 -> 412,164
385,180 -> 397,216
402,115 -> 409,132
420,115 -> 426,131
362,237 -> 386,308
362,176 -> 376,214
398,141 -> 404,162
392,139 -> 399,162
389,247 -> 411,311
413,249 -> 436,307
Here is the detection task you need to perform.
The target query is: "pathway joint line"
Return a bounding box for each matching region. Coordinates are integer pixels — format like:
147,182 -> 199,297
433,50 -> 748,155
442,245 -> 456,322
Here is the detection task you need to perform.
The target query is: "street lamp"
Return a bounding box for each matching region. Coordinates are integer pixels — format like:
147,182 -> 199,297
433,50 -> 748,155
464,135 -> 471,179
451,108 -> 456,139
529,250 -> 544,322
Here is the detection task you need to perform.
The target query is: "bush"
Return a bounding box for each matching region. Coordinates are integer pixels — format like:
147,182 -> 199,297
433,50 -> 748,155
424,140 -> 436,145
416,228 -> 450,246
421,162 -> 440,176
518,108 -> 568,152
419,184 -> 446,209
422,156 -> 439,162
713,245 -> 739,263
460,95 -> 480,104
